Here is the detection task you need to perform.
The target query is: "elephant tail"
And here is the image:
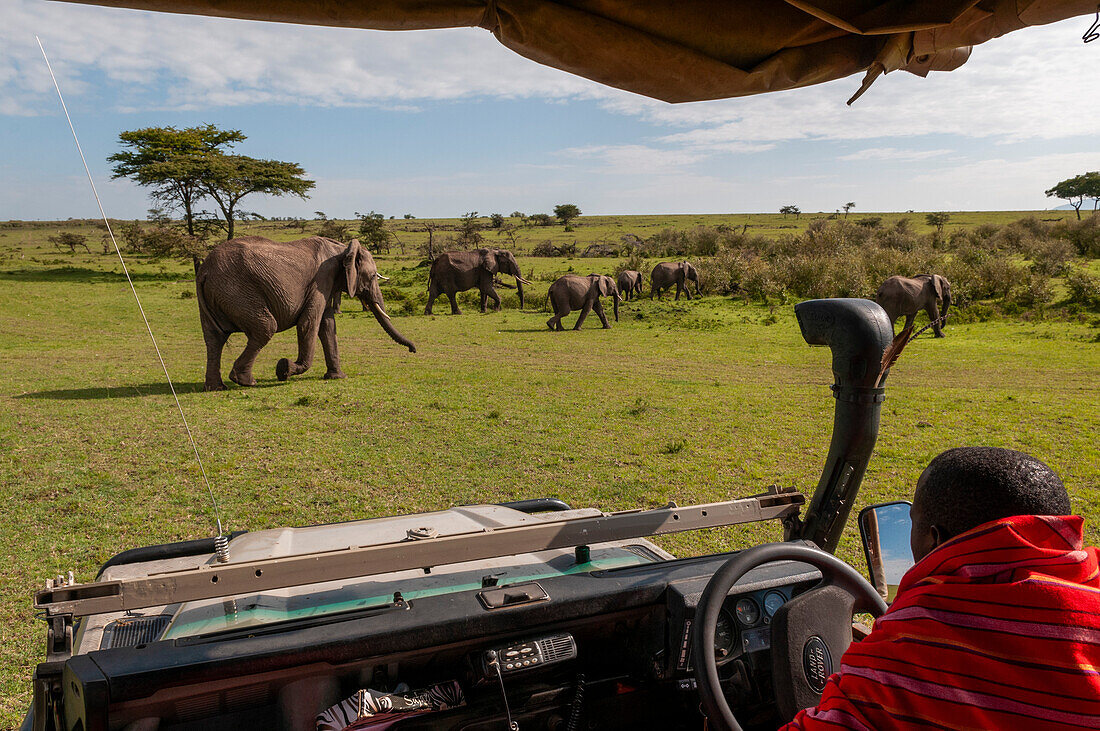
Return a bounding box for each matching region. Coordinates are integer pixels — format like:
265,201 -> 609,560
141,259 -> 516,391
194,263 -> 233,336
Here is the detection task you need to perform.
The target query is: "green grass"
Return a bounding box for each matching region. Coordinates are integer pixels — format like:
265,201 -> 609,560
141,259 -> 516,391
0,215 -> 1097,725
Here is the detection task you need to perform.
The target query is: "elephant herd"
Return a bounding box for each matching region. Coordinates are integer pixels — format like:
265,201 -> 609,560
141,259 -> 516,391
194,235 -> 950,391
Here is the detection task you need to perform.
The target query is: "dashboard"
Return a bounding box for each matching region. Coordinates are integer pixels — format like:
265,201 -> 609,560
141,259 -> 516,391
55,553 -> 823,731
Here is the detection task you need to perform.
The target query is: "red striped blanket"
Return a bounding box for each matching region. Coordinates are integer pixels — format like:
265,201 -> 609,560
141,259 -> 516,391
781,514 -> 1100,730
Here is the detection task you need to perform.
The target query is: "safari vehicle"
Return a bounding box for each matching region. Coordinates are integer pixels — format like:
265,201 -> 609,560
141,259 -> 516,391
30,298 -> 901,731
25,2 -> 1094,730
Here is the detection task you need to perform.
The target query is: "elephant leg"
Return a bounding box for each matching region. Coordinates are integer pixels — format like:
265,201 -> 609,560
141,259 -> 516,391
573,302 -> 594,330
487,286 -> 502,311
229,314 -> 276,387
201,325 -> 229,392
318,312 -> 344,379
927,302 -> 945,337
277,306 -> 323,381
425,283 -> 440,315
447,291 -> 461,315
479,291 -> 488,313
593,300 -> 611,329
902,313 -> 915,332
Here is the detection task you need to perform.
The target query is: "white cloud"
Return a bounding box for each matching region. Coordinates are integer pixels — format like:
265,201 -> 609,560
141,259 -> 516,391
556,144 -> 704,176
908,152 -> 1100,210
838,148 -> 953,162
1,0 -> 609,116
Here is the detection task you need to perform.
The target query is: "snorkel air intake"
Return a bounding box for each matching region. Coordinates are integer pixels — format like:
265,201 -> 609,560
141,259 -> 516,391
789,298 -> 894,553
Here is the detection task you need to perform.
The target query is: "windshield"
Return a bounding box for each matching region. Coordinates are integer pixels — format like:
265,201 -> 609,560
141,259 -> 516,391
164,544 -> 658,638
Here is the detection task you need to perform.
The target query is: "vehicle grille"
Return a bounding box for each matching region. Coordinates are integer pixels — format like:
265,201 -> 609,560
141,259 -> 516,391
104,615 -> 170,648
540,634 -> 576,662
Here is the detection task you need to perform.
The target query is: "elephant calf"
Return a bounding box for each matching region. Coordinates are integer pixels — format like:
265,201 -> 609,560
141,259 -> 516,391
195,236 -> 415,391
616,270 -> 644,301
651,261 -> 700,300
875,274 -> 952,337
546,274 -> 621,331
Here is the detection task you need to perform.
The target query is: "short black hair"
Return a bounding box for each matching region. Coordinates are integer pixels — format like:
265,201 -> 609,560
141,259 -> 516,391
915,447 -> 1069,536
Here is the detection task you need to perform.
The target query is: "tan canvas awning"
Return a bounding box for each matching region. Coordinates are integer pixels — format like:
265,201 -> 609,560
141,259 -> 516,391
51,0 -> 1097,102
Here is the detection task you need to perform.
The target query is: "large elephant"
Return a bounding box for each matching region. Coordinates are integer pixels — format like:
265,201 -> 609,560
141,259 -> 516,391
616,270 -> 644,301
425,248 -> 531,315
650,262 -> 700,300
195,236 -> 415,391
546,274 -> 621,330
875,274 -> 952,337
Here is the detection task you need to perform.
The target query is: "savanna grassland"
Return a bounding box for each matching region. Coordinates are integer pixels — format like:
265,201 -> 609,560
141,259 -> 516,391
1,212 -> 1098,725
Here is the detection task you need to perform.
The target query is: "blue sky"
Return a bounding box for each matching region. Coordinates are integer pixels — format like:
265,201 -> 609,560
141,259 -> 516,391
2,0 -> 1098,220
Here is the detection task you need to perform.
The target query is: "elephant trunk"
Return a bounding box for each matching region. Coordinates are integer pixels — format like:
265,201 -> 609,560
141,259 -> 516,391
516,277 -> 525,309
940,292 -> 951,323
613,290 -> 620,322
366,298 -> 417,353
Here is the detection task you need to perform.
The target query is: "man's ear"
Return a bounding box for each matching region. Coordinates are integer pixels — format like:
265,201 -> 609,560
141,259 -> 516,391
930,524 -> 953,550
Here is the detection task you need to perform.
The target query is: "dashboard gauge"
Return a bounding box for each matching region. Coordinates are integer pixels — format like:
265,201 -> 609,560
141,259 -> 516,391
763,591 -> 786,617
734,597 -> 760,626
714,608 -> 736,659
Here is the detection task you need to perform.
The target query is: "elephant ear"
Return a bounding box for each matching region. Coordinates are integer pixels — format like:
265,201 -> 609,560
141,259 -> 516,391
931,275 -> 945,299
598,276 -> 613,296
344,238 -> 362,296
479,248 -> 499,274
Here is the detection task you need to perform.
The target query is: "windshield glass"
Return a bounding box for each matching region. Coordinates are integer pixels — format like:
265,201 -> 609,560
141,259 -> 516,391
164,544 -> 658,638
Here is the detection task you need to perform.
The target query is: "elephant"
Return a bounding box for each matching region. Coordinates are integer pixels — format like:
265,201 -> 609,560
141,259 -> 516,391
650,261 -> 700,300
875,274 -> 952,337
425,248 -> 531,315
616,270 -> 644,301
194,236 -> 415,391
546,274 -> 621,331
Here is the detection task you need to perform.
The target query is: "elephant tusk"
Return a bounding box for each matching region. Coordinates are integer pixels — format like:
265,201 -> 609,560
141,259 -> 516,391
374,304 -> 392,320
517,276 -> 532,285
377,274 -> 390,281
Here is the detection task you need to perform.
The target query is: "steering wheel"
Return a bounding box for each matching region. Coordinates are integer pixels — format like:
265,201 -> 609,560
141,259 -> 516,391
691,543 -> 888,731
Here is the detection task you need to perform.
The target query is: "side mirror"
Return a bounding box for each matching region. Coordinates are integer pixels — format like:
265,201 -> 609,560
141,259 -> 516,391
857,501 -> 914,602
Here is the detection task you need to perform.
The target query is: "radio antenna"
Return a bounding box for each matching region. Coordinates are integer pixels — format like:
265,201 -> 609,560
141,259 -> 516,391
36,37 -> 227,550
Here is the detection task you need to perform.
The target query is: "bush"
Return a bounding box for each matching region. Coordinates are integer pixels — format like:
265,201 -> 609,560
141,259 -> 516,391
123,224 -> 207,259
1052,216 -> 1100,258
317,219 -> 351,241
1065,269 -> 1100,309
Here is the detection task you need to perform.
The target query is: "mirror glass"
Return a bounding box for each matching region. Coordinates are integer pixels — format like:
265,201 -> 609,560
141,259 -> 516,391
858,501 -> 914,602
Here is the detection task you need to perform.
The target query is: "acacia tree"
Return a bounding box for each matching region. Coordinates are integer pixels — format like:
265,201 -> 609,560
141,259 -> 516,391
109,125 -> 244,236
925,212 -> 951,233
779,205 -> 801,219
1046,172 -> 1100,220
200,155 -> 314,239
843,201 -> 856,218
553,203 -> 581,225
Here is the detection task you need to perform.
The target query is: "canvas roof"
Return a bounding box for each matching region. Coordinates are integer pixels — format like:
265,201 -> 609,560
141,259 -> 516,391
52,0 -> 1097,103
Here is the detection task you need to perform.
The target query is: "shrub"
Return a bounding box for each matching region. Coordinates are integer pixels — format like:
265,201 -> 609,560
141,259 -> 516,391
1065,269 -> 1100,309
48,232 -> 90,253
615,253 -> 647,277
317,219 -> 351,241
1052,216 -> 1100,258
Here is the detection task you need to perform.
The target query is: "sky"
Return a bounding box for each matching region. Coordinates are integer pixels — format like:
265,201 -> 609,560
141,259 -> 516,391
1,0 -> 1098,220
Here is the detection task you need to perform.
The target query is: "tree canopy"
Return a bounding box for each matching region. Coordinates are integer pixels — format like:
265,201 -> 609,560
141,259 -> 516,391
779,205 -> 801,218
553,203 -> 581,225
109,124 -> 314,241
109,125 -> 244,236
1046,172 -> 1100,220
200,154 -> 314,239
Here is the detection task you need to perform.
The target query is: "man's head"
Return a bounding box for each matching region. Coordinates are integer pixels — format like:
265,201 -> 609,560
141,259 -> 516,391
910,447 -> 1069,561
